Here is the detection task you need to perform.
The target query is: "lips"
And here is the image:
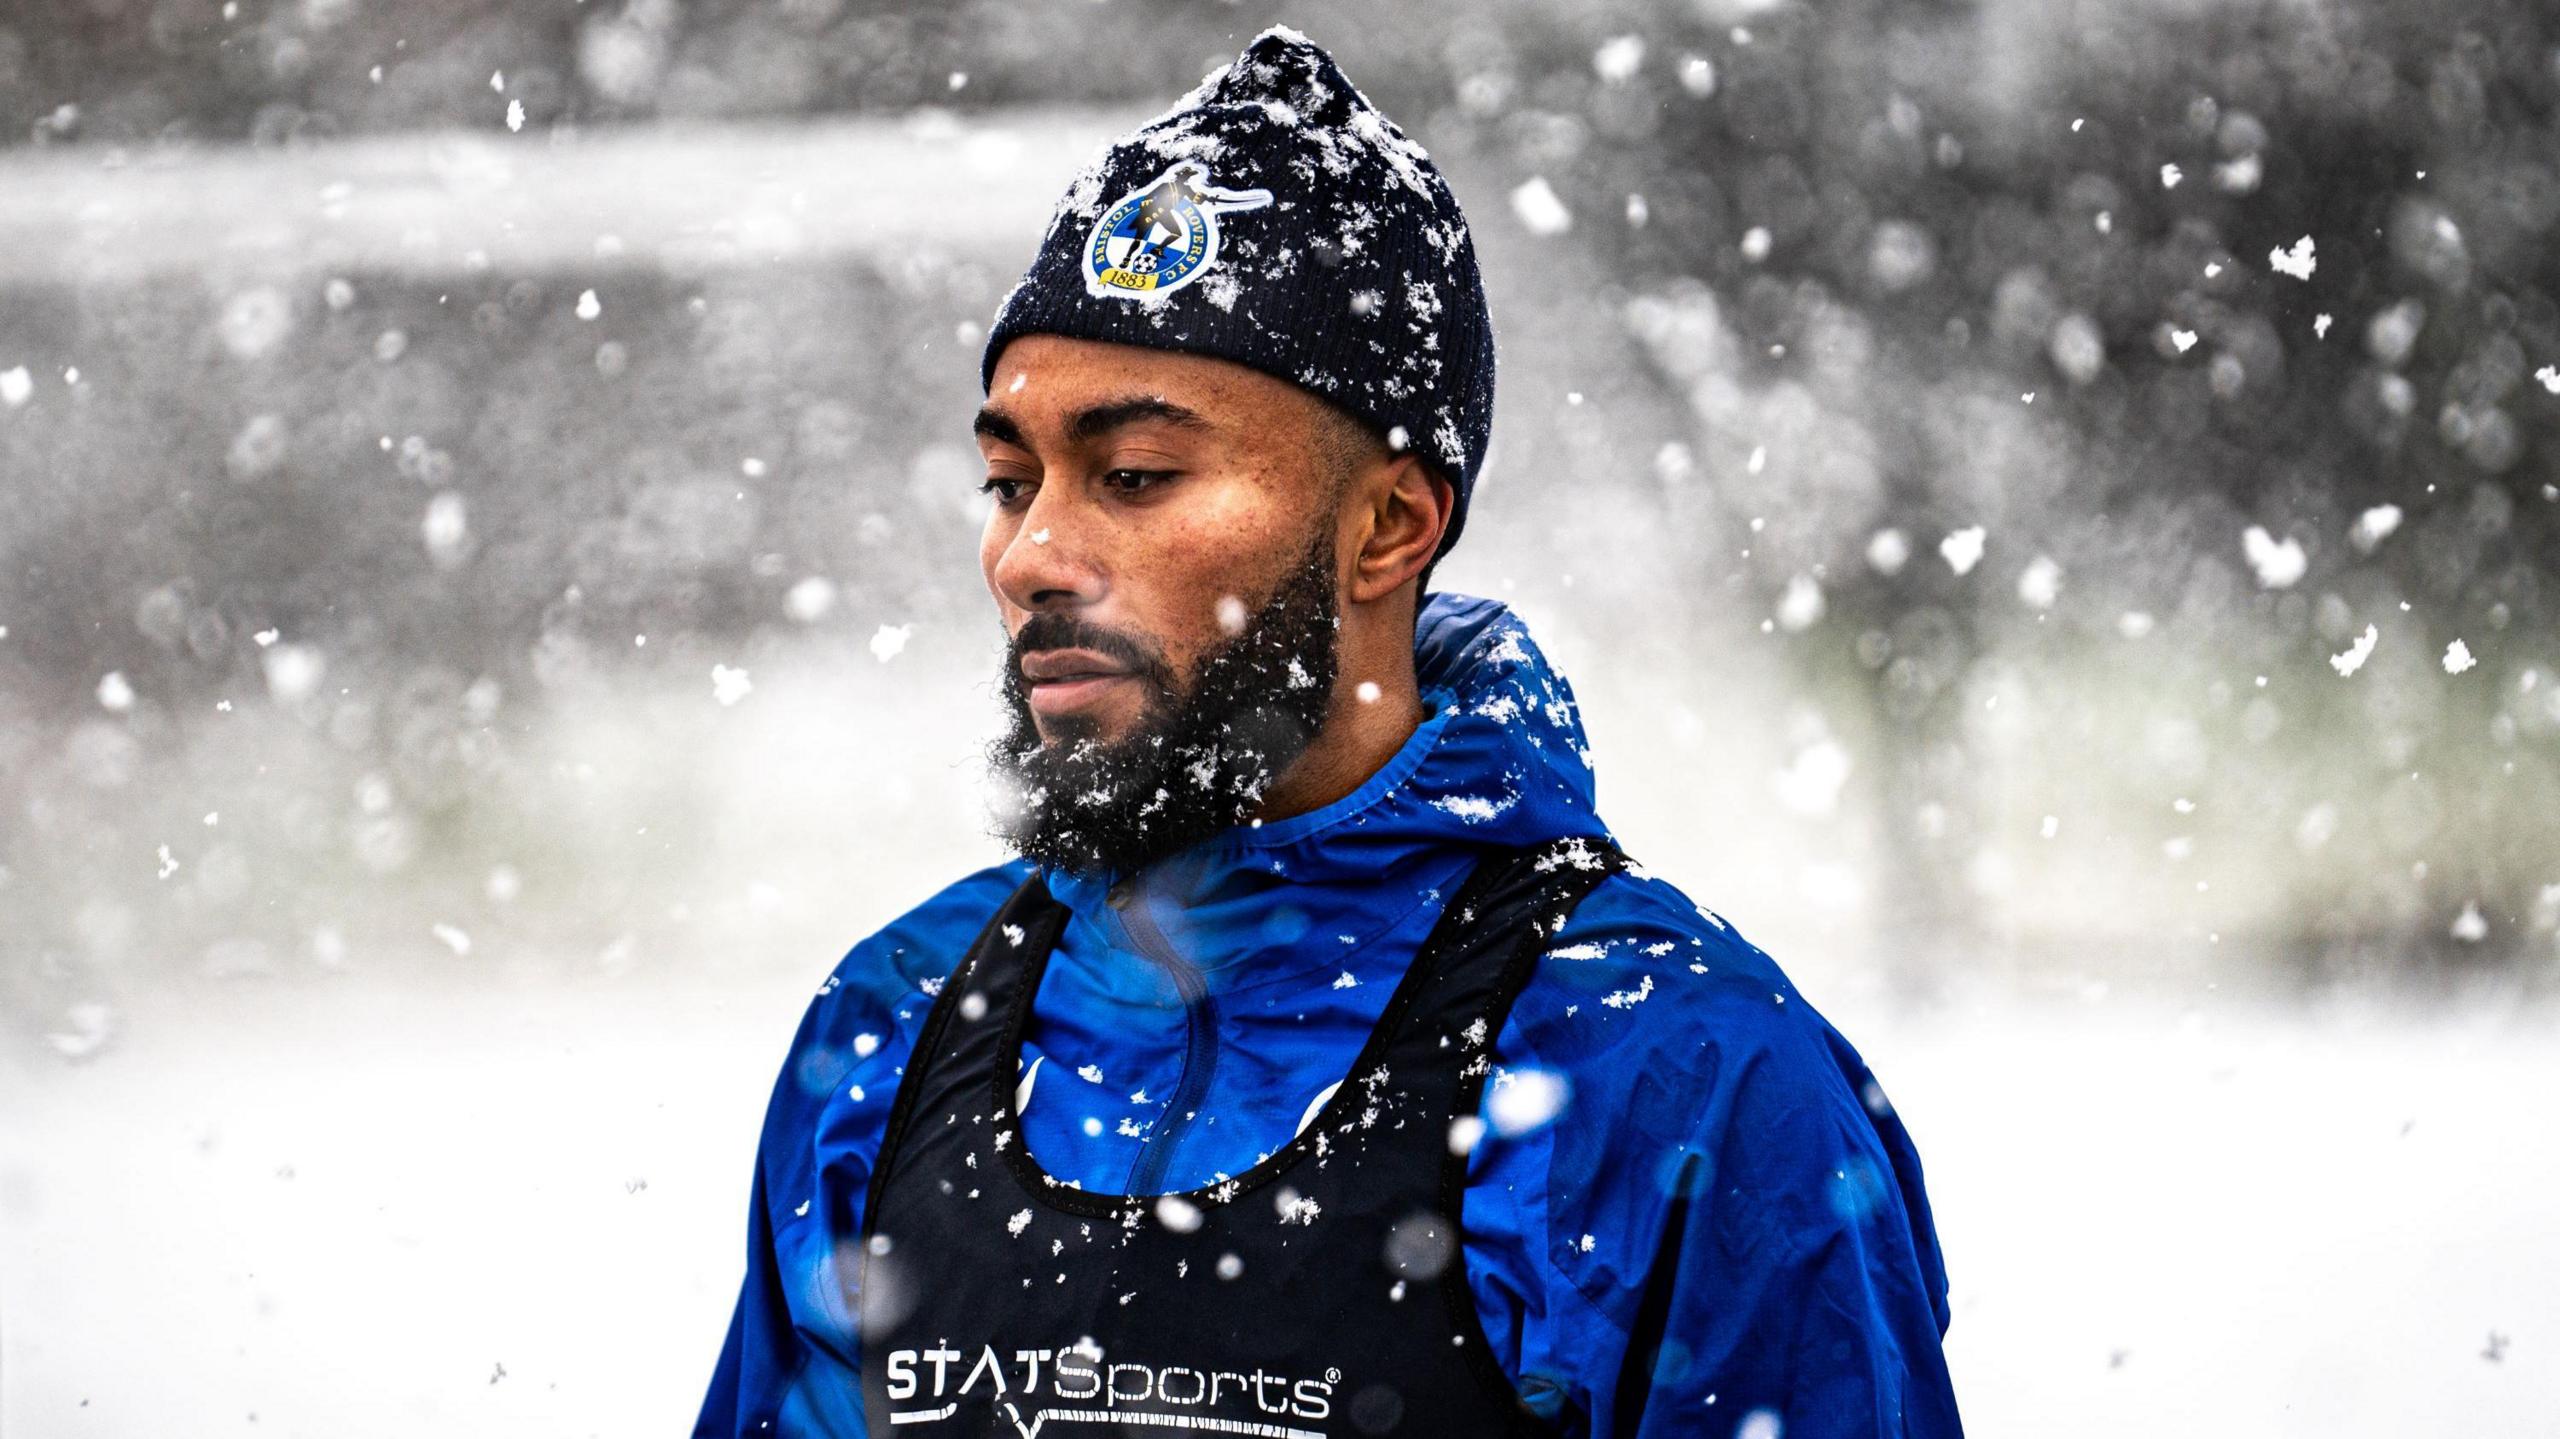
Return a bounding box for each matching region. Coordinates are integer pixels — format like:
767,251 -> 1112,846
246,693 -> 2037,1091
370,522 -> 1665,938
1020,648 -> 1132,686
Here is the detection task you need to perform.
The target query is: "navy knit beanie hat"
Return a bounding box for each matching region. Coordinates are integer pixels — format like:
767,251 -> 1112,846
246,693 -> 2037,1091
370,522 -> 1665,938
979,26 -> 1496,562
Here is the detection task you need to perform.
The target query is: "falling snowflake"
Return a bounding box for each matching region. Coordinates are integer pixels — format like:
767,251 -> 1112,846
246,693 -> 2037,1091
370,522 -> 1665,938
1486,1067 -> 1569,1136
1592,35 -> 1645,82
1509,176 -> 1572,237
1938,525 -> 1986,576
2017,555 -> 2063,608
1776,574 -> 1824,631
2242,526 -> 2306,588
2350,505 -> 2403,553
870,623 -> 912,662
2329,624 -> 2379,677
2268,235 -> 2316,280
2443,639 -> 2476,674
2450,903 -> 2488,942
1737,1407 -> 1785,1439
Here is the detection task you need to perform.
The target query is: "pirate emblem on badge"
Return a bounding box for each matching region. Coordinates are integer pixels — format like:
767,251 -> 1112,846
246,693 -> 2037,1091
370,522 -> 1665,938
1082,161 -> 1274,300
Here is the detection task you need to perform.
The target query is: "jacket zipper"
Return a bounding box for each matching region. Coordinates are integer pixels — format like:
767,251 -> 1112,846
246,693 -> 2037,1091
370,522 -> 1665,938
1115,880 -> 1220,1195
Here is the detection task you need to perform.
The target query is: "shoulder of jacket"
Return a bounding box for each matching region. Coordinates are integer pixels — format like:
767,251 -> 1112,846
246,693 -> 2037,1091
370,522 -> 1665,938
1530,860 -> 1799,1015
1510,861 -> 1871,1145
1506,862 -> 1917,1287
754,859 -> 1034,1156
798,858 -> 1034,1033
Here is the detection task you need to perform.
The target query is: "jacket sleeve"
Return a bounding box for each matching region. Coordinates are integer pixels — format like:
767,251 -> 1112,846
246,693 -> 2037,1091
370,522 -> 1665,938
1621,1021 -> 1961,1439
692,998 -> 824,1437
693,860 -> 1031,1437
692,972 -> 914,1439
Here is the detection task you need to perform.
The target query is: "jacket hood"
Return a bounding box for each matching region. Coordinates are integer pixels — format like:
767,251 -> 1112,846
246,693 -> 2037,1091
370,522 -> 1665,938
1045,592 -> 1611,993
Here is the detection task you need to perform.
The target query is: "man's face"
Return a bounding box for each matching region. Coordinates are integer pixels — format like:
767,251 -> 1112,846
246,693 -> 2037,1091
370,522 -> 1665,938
973,333 -> 1359,875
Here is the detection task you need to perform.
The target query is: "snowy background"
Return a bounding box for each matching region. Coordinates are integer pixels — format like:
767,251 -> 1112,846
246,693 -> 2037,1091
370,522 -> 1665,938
3,1 -> 2556,1434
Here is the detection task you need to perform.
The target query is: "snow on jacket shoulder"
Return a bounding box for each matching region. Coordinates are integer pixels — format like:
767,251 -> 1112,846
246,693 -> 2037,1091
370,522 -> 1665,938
693,594 -> 1960,1437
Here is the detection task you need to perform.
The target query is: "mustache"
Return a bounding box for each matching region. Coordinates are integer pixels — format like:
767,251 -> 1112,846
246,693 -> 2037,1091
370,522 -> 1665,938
1006,612 -> 1175,689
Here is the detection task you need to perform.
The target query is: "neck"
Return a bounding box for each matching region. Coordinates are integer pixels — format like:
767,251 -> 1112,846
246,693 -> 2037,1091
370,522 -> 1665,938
1252,610 -> 1425,822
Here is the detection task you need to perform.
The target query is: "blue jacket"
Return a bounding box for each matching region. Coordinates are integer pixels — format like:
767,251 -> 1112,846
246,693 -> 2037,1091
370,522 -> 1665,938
695,593 -> 1961,1437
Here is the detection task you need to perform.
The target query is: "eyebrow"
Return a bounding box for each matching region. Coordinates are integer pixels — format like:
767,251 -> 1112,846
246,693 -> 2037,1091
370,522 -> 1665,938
972,406 -> 1027,448
972,396 -> 1214,450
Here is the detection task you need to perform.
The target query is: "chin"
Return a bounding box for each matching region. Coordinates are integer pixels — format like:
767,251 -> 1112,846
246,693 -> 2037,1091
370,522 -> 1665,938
1032,708 -> 1133,749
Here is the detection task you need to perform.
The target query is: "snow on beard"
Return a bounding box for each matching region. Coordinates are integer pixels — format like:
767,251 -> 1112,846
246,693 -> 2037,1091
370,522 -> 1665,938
987,523 -> 1342,879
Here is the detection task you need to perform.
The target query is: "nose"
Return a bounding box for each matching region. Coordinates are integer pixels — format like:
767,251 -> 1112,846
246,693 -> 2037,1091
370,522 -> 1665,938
986,486 -> 1106,614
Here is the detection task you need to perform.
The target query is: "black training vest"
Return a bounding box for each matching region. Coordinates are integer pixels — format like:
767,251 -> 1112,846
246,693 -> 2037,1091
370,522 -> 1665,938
857,838 -> 1624,1439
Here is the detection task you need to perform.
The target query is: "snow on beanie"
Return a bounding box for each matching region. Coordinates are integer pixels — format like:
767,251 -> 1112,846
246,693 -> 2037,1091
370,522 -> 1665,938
979,25 -> 1496,561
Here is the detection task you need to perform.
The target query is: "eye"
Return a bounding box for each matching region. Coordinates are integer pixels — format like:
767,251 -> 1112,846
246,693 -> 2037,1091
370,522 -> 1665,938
1101,468 -> 1179,494
979,475 -> 1032,505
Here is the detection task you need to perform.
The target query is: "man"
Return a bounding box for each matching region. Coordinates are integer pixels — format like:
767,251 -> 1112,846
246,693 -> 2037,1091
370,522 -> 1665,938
695,27 -> 1960,1439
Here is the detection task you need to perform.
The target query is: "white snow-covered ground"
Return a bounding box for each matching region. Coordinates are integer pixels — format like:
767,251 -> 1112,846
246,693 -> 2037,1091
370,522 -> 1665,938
5,972 -> 2551,1437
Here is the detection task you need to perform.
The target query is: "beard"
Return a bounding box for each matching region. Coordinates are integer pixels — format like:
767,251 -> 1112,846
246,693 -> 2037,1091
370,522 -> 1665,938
985,523 -> 1342,879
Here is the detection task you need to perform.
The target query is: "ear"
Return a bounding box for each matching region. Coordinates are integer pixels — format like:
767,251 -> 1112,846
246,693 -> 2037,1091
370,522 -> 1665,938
1348,454 -> 1455,606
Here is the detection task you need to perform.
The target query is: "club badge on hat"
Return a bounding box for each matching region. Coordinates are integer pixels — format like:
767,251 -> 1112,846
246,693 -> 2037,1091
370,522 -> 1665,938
1081,161 -> 1273,301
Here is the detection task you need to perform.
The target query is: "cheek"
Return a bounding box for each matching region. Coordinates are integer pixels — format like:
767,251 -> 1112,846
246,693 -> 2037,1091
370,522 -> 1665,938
1125,497 -> 1302,668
